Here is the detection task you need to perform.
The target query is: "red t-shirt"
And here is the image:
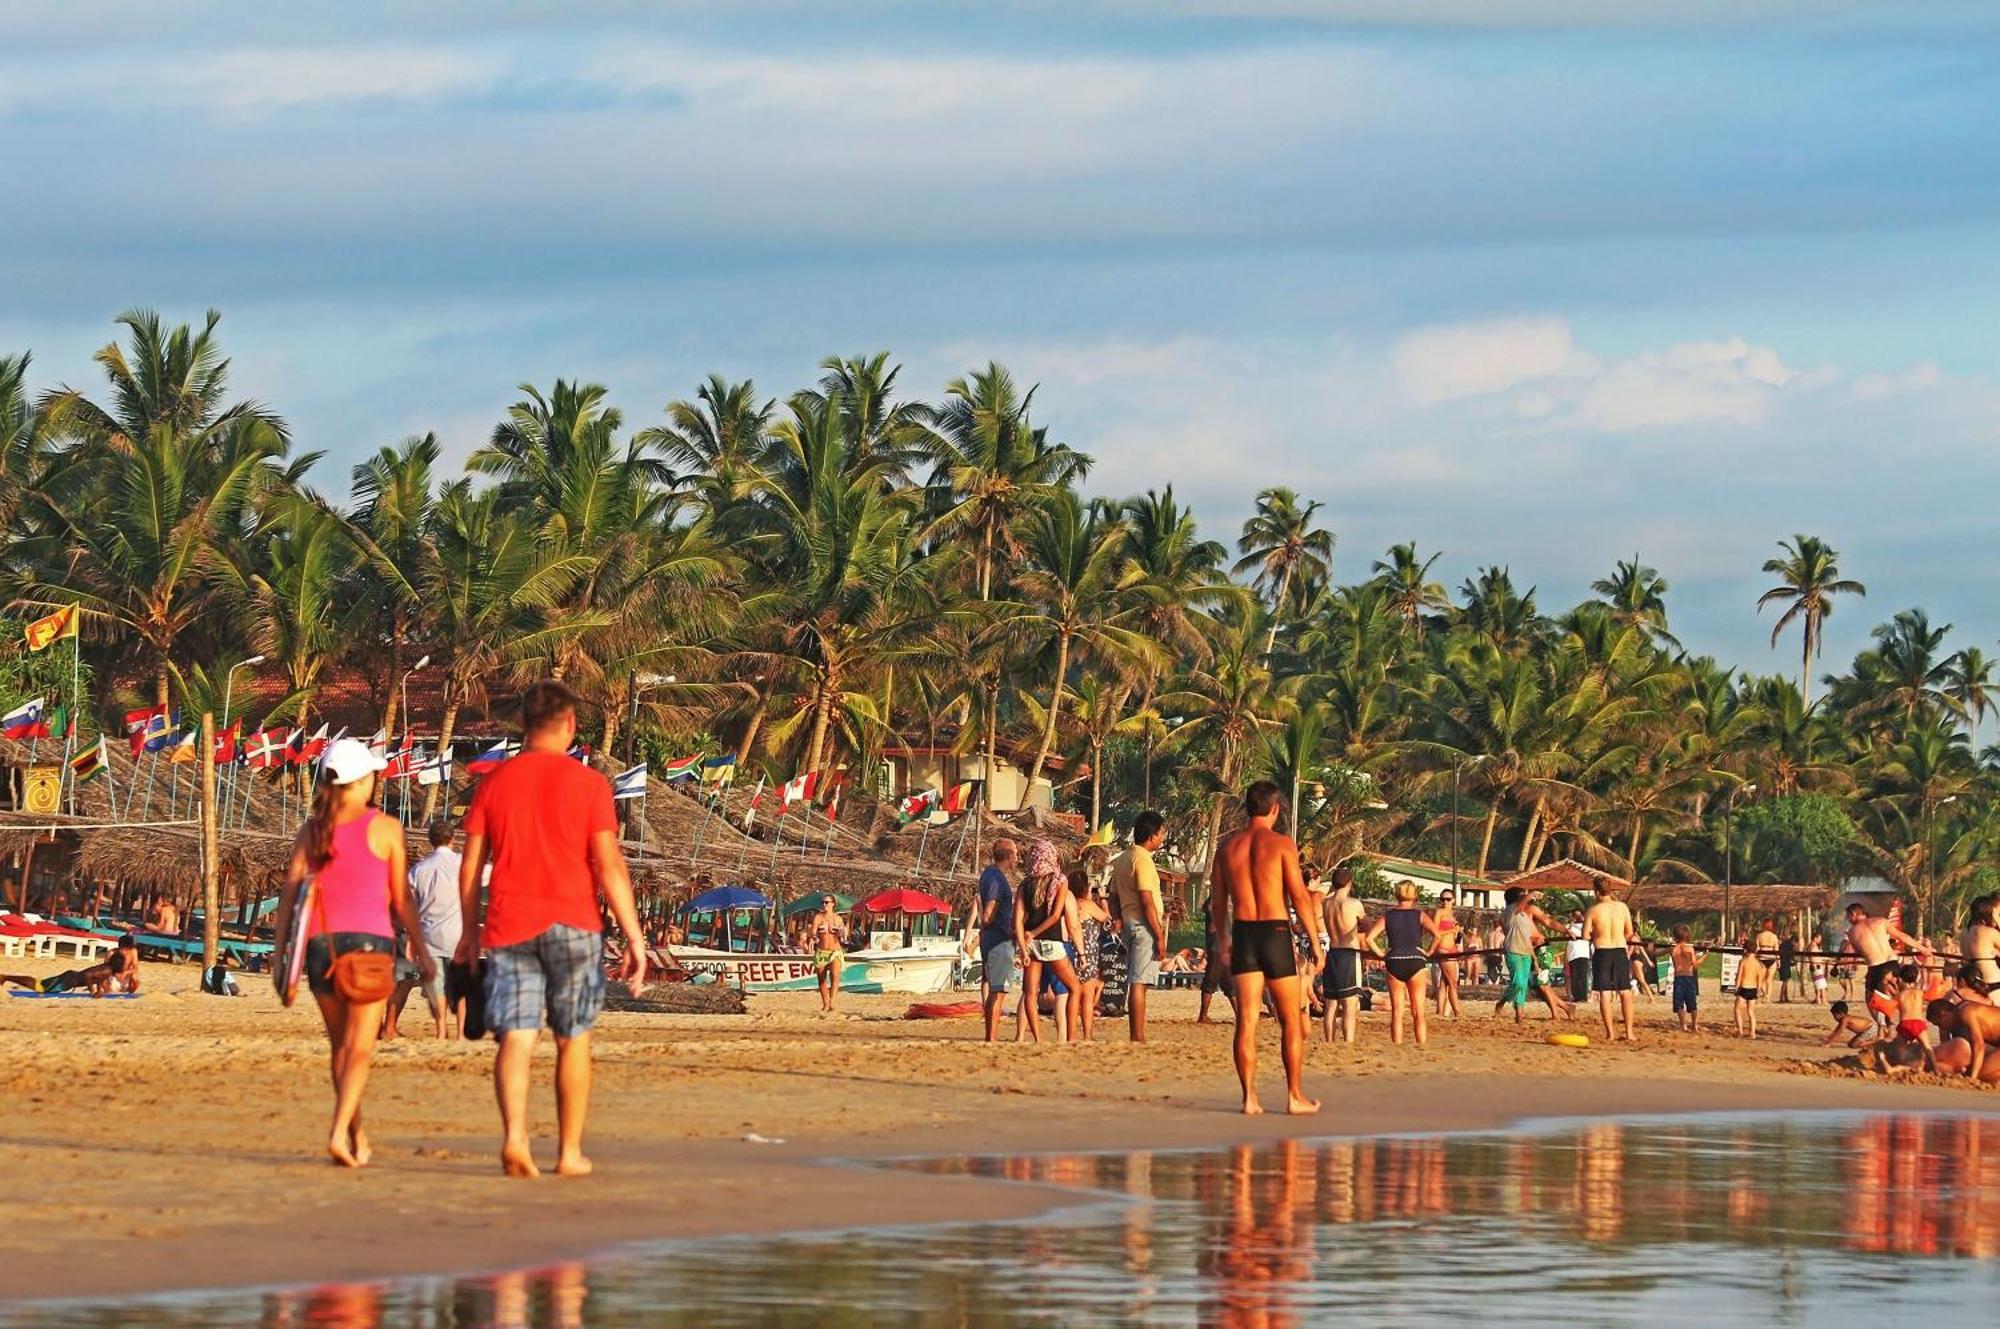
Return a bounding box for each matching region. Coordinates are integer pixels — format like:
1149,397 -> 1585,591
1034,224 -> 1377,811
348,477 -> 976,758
465,749 -> 617,949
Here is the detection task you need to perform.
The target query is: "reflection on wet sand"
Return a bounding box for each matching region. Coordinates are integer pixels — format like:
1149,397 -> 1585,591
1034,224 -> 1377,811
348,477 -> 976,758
22,1113 -> 2000,1329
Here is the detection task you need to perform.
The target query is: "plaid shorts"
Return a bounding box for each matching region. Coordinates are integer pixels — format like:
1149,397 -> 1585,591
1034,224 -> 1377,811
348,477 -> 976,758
484,925 -> 606,1038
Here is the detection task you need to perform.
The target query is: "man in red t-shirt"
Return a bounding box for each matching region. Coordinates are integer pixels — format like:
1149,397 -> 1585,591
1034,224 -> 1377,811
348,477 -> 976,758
455,680 -> 646,1179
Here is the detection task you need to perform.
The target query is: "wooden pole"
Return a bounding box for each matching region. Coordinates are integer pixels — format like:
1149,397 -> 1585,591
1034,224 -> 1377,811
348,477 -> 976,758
199,711 -> 220,978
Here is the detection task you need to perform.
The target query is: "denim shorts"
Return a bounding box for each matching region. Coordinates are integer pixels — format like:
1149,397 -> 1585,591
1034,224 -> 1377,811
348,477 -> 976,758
485,924 -> 606,1038
305,932 -> 396,998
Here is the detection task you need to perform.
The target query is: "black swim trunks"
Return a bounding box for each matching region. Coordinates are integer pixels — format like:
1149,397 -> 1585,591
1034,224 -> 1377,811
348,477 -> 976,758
1864,960 -> 1898,996
1322,946 -> 1362,999
1229,919 -> 1298,979
1591,947 -> 1632,993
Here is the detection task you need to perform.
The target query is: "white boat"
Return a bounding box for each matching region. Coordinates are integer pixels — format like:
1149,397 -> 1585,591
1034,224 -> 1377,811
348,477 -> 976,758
669,938 -> 959,994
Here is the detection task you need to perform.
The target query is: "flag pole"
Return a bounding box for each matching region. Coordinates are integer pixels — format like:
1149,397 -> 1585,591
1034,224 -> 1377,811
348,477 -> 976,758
59,630 -> 79,812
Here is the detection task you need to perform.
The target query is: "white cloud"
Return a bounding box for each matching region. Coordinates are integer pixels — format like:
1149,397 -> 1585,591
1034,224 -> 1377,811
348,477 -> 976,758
0,44 -> 503,115
1392,316 -> 1581,404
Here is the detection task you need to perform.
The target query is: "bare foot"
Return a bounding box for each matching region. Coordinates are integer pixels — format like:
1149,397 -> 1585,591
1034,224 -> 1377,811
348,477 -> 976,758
351,1126 -> 372,1167
328,1135 -> 362,1168
501,1140 -> 541,1179
1241,1096 -> 1265,1116
556,1153 -> 595,1178
1286,1094 -> 1322,1116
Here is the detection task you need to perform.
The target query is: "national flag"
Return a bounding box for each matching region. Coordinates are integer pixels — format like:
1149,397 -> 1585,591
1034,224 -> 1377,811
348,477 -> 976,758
415,752 -> 453,786
940,781 -> 974,815
465,739 -> 518,777
899,787 -> 939,823
381,735 -> 417,779
214,722 -> 242,765
1087,820 -> 1117,848
701,754 -> 737,785
123,704 -> 164,736
825,782 -> 842,822
612,763 -> 648,800
23,604 -> 79,652
131,710 -> 177,758
781,771 -> 819,806
288,723 -> 331,767
366,729 -> 390,758
68,736 -> 107,782
245,729 -> 288,770
659,753 -> 703,782
167,728 -> 199,764
1,698 -> 45,741
741,776 -> 765,831
567,742 -> 592,762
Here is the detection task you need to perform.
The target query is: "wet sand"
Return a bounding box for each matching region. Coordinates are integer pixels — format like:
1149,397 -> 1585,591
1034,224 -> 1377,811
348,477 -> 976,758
0,958 -> 1989,1303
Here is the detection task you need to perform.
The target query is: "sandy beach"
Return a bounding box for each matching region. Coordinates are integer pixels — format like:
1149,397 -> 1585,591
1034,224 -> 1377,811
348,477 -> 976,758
0,957 -> 1990,1305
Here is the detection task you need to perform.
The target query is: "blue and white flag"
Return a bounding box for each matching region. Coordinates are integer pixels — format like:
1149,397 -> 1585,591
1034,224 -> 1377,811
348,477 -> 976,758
612,763 -> 648,800
415,752 -> 454,787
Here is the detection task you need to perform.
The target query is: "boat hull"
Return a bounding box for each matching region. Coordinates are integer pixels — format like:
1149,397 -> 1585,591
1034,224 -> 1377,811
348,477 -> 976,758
669,947 -> 958,995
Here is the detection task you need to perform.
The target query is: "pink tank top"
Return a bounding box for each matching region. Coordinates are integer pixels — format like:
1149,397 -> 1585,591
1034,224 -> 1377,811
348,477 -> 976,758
308,812 -> 393,938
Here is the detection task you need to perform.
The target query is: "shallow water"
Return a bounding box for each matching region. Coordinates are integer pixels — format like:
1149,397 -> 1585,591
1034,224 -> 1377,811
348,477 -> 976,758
16,1113 -> 2000,1327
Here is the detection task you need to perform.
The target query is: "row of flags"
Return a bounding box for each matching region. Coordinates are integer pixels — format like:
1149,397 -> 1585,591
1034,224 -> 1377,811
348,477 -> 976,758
900,781 -> 975,823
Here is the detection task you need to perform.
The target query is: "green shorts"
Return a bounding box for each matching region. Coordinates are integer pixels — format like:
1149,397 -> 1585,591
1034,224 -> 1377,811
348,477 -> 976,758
1506,952 -> 1534,1008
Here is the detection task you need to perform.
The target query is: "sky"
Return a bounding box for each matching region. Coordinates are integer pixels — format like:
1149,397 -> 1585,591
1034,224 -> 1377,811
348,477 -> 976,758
3,0 -> 1998,676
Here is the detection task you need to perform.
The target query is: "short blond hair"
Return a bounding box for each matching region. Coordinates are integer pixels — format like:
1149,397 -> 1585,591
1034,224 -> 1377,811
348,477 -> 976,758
1395,882 -> 1419,904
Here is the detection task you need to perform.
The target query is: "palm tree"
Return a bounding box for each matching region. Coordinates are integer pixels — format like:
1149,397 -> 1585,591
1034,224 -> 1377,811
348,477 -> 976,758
1758,534 -> 1865,705
419,483 -> 596,820
1458,566 -> 1545,655
348,433 -> 441,735
637,374 -> 775,519
21,310 -> 292,711
226,496 -> 358,734
1845,608 -> 1956,726
1010,491 -> 1158,793
1591,556 -> 1679,649
1370,542 -> 1449,640
1233,486 -> 1334,658
1164,601 -> 1289,893
1946,647 -> 1998,748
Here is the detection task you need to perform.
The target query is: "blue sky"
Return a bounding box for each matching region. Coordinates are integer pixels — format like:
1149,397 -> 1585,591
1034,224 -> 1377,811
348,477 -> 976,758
3,1 -> 1997,675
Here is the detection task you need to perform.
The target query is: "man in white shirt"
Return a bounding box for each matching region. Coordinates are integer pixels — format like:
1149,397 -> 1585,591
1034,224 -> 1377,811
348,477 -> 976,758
1564,911 -> 1593,1005
390,817 -> 466,1039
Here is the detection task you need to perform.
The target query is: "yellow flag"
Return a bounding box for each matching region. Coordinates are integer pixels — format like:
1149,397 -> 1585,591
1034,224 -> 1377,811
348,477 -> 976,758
1088,821 -> 1117,848
23,604 -> 79,652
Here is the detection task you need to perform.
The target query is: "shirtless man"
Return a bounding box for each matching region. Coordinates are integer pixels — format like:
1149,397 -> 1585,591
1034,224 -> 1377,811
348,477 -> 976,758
1958,894 -> 2000,991
1,934 -> 139,996
1843,902 -> 1931,1022
1210,781 -> 1324,1116
1930,994 -> 2000,1079
1583,877 -> 1639,1042
1320,865 -> 1366,1045
809,896 -> 848,1013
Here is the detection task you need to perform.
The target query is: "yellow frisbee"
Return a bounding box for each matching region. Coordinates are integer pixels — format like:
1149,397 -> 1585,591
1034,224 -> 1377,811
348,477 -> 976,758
1547,1032 -> 1591,1049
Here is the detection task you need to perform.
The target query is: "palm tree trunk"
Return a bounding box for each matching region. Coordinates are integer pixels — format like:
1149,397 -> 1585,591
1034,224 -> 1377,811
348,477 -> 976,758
1090,737 -> 1103,832
1200,740 -> 1240,900
155,667 -> 171,718
381,637 -> 404,737
804,674 -> 836,788
1801,610 -> 1815,706
1027,633 -> 1070,793
599,681 -> 625,774
1476,805 -> 1500,878
1263,563 -> 1293,660
420,694 -> 462,823
735,687 -> 769,767
1627,814 -> 1644,879
1516,796 -> 1544,873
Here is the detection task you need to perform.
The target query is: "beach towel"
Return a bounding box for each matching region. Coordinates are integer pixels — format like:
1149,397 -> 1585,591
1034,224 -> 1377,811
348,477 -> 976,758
7,991 -> 140,1000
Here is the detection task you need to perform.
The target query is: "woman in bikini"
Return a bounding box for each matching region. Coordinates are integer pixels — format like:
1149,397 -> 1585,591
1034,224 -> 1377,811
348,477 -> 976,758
1431,889 -> 1463,1019
273,739 -> 434,1167
1362,882 -> 1440,1046
1013,839 -> 1083,1043
1070,867 -> 1110,1040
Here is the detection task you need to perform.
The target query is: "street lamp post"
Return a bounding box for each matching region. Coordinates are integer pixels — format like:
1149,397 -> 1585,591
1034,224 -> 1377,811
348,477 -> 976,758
1450,755 -> 1488,895
397,654 -> 431,740
221,655 -> 266,732
1723,781 -> 1756,941
629,673 -> 676,765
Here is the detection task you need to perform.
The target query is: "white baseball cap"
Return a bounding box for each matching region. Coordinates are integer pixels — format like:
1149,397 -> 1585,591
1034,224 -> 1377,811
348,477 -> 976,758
322,736 -> 387,785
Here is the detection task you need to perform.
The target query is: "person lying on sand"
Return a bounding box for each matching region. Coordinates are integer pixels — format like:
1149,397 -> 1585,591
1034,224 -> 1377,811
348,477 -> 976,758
1928,992 -> 2000,1080
0,934 -> 138,996
1869,1021 -> 1937,1076
1822,1001 -> 1878,1048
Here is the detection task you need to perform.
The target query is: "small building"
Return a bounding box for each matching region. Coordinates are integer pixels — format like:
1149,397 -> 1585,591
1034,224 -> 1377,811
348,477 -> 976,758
1369,854 -> 1502,909
877,745 -> 1064,815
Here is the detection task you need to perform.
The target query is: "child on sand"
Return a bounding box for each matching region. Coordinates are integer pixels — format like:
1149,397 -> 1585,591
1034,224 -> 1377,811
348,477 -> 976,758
1869,1020 -> 1937,1075
1733,935 -> 1765,1039
1669,927 -> 1704,1033
1822,1000 -> 1877,1048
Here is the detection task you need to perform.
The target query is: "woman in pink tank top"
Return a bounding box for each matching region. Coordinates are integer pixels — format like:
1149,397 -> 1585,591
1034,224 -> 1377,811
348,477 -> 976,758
274,738 -> 431,1168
